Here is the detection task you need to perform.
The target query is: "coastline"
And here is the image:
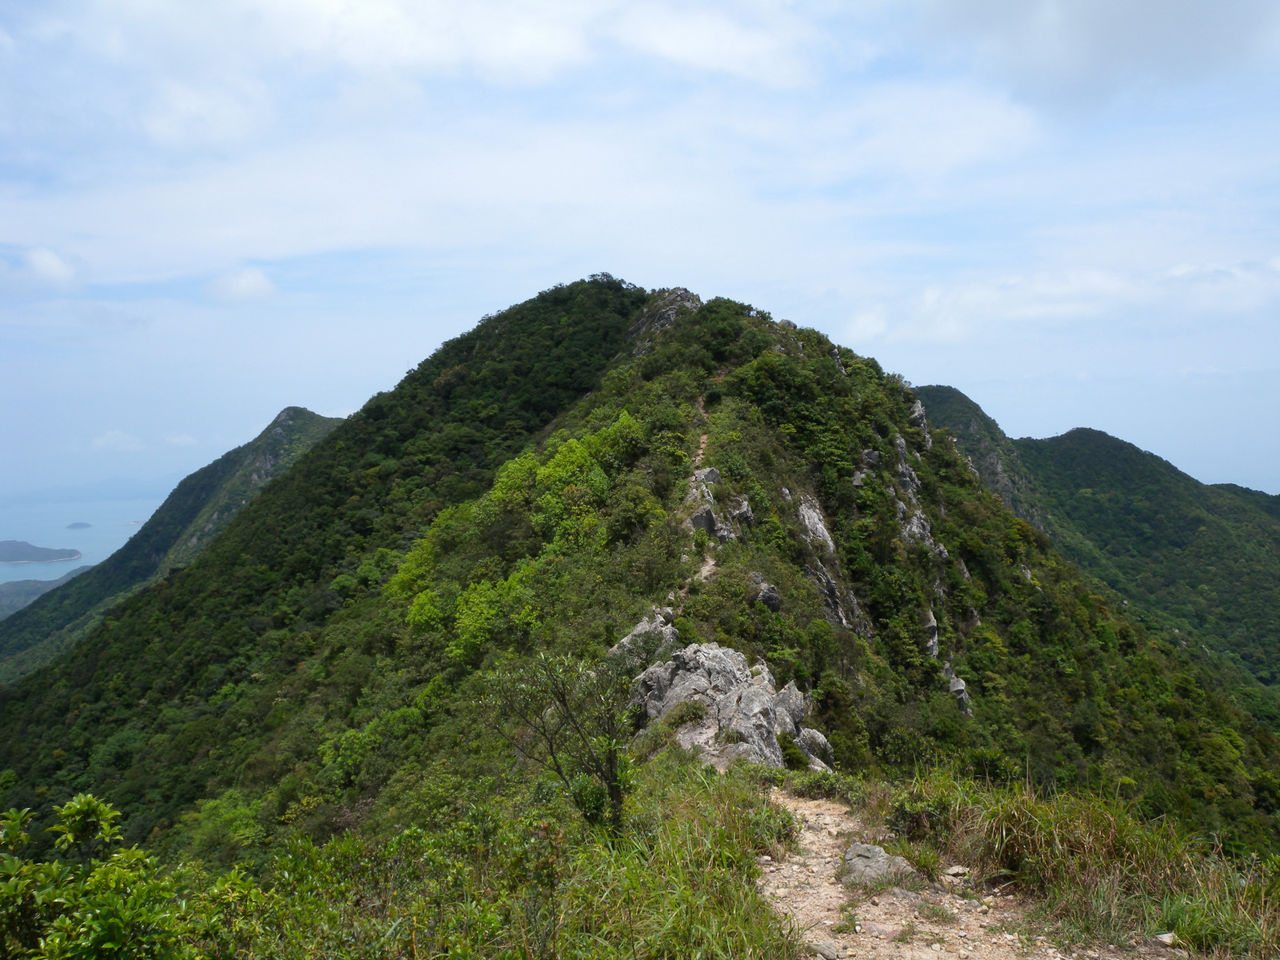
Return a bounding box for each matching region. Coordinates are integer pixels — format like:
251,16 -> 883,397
0,550 -> 84,565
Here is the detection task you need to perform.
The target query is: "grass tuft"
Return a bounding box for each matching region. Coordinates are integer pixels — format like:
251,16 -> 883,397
864,769 -> 1280,958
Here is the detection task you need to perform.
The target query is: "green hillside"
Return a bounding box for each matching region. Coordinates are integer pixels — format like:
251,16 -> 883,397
918,385 -> 1280,684
0,407 -> 342,685
2,280 -> 1278,957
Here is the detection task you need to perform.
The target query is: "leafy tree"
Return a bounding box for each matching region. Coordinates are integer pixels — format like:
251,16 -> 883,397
481,643 -> 656,832
0,797 -> 191,959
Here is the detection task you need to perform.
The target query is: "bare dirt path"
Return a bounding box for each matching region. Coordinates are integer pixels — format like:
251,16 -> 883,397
687,422 -> 717,585
692,430 -> 709,469
760,789 -> 1167,960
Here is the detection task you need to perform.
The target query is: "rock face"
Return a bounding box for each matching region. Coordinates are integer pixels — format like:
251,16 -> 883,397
689,505 -> 718,536
749,572 -> 782,612
908,398 -> 932,450
797,494 -> 835,553
609,608 -> 680,660
841,843 -> 915,886
725,494 -> 753,526
942,660 -> 974,714
628,287 -> 703,354
923,607 -> 939,658
633,642 -> 831,771
683,466 -> 751,542
688,467 -> 720,505
892,435 -> 948,561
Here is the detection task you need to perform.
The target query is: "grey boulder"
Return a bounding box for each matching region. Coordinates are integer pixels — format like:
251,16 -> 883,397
633,642 -> 831,771
841,843 -> 915,886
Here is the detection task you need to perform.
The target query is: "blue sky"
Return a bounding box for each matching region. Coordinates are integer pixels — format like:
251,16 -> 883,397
2,0 -> 1278,506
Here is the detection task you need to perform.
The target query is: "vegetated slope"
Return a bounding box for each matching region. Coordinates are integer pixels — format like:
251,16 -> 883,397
918,384 -> 1280,685
0,275 -> 651,842
0,407 -> 342,685
0,566 -> 89,620
159,407 -> 345,573
1,280 -> 1278,868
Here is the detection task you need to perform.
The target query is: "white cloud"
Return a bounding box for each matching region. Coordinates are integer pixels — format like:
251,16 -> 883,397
208,267 -> 276,303
827,83 -> 1038,181
612,2 -> 813,85
91,429 -> 145,452
23,247 -> 77,287
78,0 -> 601,83
164,433 -> 196,446
846,308 -> 887,342
0,0 -> 1278,498
855,257 -> 1280,357
923,0 -> 1280,102
143,79 -> 270,147
266,0 -> 593,78
892,269 -> 1138,344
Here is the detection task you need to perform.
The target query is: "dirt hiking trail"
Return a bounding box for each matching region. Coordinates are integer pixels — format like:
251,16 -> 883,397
761,789 -> 1174,960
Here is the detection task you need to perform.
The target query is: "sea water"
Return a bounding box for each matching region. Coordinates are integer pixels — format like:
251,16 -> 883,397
0,496 -> 163,585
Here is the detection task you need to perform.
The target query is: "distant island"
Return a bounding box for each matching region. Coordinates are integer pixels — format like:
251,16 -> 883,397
0,540 -> 83,564
66,522 -> 92,530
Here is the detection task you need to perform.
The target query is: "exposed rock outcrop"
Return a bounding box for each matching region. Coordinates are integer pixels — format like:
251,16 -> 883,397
688,505 -> 718,537
725,494 -> 753,526
908,398 -> 932,450
942,660 -> 974,715
609,608 -> 680,660
949,675 -> 972,713
798,494 -> 835,553
892,436 -> 948,560
683,466 -> 749,542
922,607 -> 939,658
628,288 -> 702,354
633,642 -> 831,771
749,572 -> 782,612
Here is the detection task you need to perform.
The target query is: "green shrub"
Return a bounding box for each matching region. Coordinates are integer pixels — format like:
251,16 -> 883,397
777,733 -> 809,771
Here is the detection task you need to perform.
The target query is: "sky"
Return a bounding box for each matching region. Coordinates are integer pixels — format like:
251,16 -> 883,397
2,0 -> 1279,517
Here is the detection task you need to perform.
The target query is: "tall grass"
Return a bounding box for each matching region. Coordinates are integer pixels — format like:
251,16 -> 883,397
555,754 -> 804,959
875,769 -> 1280,958
198,750 -> 805,959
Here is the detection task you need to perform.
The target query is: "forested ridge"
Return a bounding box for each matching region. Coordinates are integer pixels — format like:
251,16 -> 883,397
2,278 -> 1278,958
918,384 -> 1280,684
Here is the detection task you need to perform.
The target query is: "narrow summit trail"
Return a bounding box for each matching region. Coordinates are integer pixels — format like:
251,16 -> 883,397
761,790 -> 1171,960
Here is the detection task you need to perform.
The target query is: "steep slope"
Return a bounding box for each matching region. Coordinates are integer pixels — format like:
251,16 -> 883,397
918,385 -> 1280,684
906,384 -> 1046,529
159,407 -> 345,572
1,281 -> 1277,869
0,407 -> 342,684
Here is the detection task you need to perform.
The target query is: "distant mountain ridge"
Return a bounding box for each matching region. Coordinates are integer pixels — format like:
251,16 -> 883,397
0,406 -> 342,684
917,384 -> 1280,684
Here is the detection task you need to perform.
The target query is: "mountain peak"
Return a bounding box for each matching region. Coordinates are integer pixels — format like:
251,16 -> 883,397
3,281 -> 1278,873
